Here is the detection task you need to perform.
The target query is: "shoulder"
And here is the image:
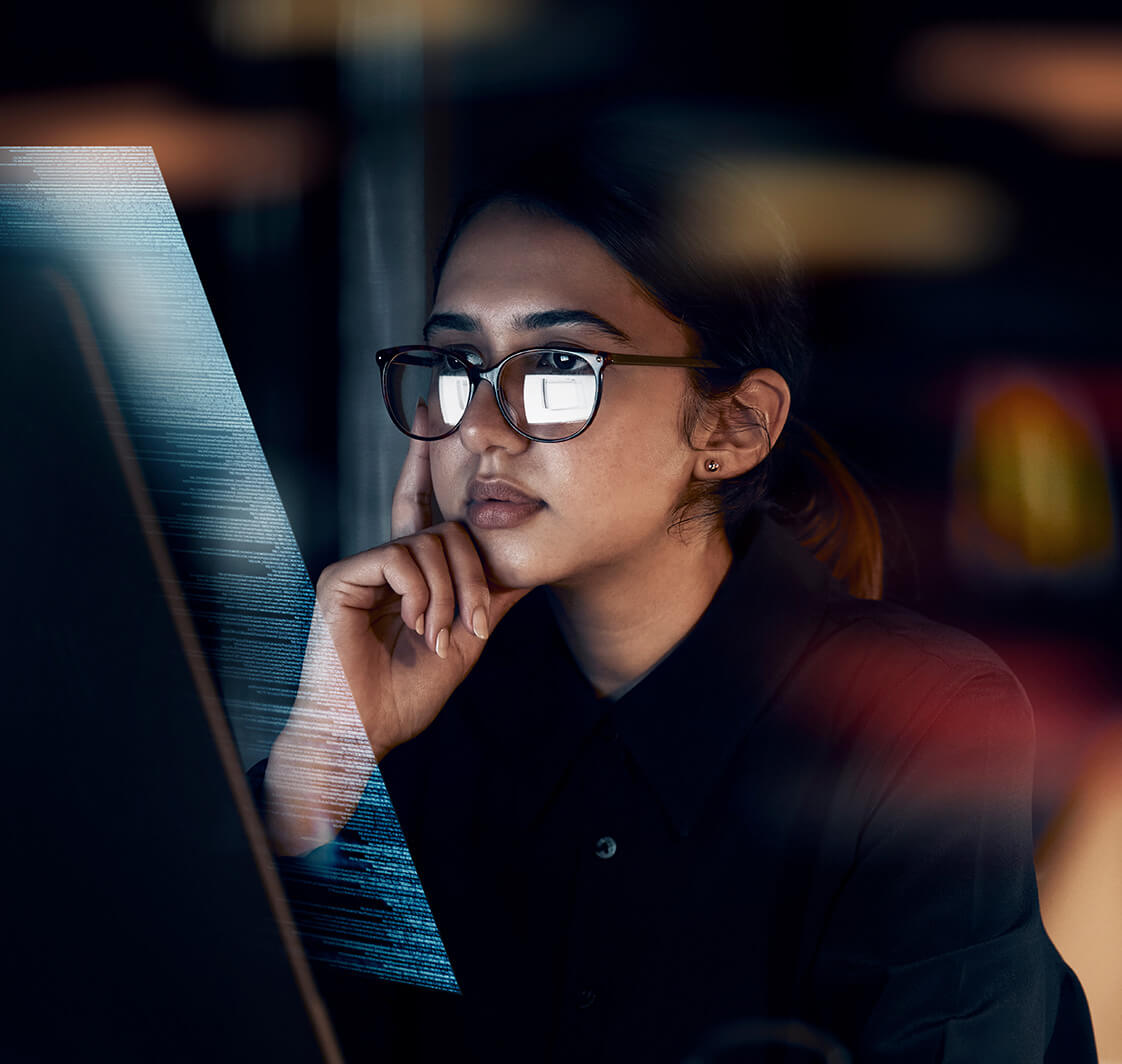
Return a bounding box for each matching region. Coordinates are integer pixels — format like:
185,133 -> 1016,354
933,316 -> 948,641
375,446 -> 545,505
800,587 -> 1031,713
730,514 -> 1032,746
808,591 -> 1023,689
784,589 -> 1036,799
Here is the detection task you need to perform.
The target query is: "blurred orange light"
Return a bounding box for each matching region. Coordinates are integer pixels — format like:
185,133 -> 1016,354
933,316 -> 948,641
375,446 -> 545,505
210,0 -> 535,53
0,86 -> 329,205
903,25 -> 1122,151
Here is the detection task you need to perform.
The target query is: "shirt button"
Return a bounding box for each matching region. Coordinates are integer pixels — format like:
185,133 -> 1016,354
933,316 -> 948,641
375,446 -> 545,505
575,988 -> 597,1009
594,835 -> 617,859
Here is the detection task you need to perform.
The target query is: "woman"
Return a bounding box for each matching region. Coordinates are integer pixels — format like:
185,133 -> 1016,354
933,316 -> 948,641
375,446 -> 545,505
261,129 -> 1096,1062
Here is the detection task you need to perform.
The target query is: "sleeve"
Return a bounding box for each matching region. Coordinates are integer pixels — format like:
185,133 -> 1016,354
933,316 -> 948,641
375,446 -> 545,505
245,758 -> 478,1061
804,667 -> 1097,1063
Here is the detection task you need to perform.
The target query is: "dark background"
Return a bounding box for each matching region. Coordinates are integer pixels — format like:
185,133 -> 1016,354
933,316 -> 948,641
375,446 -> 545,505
3,0 -> 1119,937
4,0 -> 1122,1053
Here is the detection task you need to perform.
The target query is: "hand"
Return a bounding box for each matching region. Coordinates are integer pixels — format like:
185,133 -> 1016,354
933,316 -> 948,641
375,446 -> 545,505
317,404 -> 530,758
264,402 -> 530,854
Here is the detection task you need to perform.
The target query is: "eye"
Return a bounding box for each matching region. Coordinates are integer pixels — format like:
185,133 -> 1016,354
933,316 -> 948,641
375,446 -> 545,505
535,349 -> 585,372
441,346 -> 482,368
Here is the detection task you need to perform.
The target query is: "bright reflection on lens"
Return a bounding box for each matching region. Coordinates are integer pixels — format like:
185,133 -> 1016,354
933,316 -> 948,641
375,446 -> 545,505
521,373 -> 597,425
383,349 -> 601,440
437,374 -> 470,423
383,349 -> 468,437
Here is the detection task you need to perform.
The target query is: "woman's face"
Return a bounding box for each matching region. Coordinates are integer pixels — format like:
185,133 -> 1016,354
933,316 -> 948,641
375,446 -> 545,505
428,203 -> 709,590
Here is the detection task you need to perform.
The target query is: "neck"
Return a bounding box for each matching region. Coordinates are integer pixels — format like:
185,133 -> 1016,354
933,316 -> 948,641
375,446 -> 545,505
547,527 -> 734,698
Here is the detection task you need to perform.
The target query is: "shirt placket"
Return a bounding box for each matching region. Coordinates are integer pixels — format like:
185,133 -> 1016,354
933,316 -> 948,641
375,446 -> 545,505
547,725 -> 645,1061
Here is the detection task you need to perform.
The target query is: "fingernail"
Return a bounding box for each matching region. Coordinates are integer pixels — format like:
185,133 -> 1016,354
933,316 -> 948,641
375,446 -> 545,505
472,607 -> 489,640
435,627 -> 449,659
415,616 -> 425,636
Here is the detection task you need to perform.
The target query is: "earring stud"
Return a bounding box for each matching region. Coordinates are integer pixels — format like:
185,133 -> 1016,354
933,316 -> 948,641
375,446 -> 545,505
705,458 -> 720,472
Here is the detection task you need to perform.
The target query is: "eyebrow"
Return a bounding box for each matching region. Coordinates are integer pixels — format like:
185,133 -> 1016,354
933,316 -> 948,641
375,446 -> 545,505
423,308 -> 633,345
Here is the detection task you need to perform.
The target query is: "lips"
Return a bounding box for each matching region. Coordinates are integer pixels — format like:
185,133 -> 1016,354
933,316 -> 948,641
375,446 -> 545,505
468,478 -> 541,505
466,477 -> 544,530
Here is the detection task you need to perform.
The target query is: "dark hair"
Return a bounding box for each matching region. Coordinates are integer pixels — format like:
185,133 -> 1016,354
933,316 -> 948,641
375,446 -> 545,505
433,119 -> 883,599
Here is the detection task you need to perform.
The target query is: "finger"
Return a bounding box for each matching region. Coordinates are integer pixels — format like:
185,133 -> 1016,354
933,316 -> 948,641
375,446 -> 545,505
318,545 -> 430,636
455,522 -> 536,640
487,584 -> 535,631
378,544 -> 433,636
404,532 -> 458,657
438,523 -> 492,640
443,581 -> 533,660
391,399 -> 434,539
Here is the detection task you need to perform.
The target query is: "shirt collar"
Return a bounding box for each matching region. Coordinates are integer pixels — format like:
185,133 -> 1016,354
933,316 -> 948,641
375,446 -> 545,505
610,509 -> 832,836
457,509 -> 832,837
456,586 -> 611,834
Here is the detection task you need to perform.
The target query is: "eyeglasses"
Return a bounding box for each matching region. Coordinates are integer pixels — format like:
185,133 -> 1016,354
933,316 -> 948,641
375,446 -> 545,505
375,345 -> 719,443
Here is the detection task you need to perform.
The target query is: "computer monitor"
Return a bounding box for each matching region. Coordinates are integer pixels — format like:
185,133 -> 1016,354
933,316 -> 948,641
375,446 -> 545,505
0,146 -> 453,1062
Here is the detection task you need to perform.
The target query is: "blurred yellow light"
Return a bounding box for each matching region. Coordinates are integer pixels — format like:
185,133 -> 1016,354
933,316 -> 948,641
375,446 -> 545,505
949,368 -> 1117,582
211,0 -> 535,53
683,156 -> 1010,272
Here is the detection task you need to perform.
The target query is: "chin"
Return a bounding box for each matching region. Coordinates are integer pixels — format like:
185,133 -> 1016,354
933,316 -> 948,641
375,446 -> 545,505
472,533 -> 559,591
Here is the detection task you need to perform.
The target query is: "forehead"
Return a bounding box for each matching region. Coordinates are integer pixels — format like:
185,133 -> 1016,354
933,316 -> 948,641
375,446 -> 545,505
433,204 -> 685,343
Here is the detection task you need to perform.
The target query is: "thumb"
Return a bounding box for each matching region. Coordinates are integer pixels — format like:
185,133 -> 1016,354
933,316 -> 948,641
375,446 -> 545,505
448,583 -> 534,662
484,583 -> 535,633
391,399 -> 434,538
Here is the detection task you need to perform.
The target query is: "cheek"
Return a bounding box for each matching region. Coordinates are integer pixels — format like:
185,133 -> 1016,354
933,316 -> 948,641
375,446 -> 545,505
555,415 -> 695,529
592,393 -> 694,487
429,444 -> 462,518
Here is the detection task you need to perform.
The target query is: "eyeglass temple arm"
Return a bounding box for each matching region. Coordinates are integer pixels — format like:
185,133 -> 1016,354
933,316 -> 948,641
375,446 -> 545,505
603,353 -> 721,369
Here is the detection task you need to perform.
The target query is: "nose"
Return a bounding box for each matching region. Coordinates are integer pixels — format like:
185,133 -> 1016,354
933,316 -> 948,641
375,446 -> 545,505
457,378 -> 530,456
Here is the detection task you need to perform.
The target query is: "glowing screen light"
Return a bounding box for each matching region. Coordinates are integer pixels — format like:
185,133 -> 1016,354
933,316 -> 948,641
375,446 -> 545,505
522,372 -> 596,425
0,146 -> 455,993
437,372 -> 470,423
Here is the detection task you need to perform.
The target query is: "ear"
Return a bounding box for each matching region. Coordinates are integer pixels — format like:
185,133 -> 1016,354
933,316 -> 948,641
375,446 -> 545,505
689,368 -> 791,480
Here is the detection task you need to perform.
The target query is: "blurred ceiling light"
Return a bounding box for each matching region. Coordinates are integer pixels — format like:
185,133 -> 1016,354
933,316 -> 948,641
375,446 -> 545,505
211,0 -> 535,53
902,25 -> 1122,150
685,156 -> 1009,272
948,367 -> 1117,586
0,87 -> 329,205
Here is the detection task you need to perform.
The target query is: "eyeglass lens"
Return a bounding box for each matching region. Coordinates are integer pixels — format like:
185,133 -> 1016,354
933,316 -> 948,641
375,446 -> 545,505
383,349 -> 598,441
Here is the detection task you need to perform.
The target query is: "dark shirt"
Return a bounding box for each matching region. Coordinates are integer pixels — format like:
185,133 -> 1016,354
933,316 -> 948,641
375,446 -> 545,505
271,510 -> 1096,1063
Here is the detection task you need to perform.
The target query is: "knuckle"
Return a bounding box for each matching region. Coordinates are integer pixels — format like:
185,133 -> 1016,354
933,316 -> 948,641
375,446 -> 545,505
413,531 -> 442,552
392,549 -> 429,589
437,522 -> 478,559
383,541 -> 411,564
404,535 -> 442,564
443,528 -> 474,555
465,576 -> 490,598
427,586 -> 456,611
438,519 -> 469,540
315,561 -> 340,594
380,543 -> 419,582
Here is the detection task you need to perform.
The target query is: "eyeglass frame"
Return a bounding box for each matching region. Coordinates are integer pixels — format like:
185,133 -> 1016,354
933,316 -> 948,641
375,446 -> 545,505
375,344 -> 721,443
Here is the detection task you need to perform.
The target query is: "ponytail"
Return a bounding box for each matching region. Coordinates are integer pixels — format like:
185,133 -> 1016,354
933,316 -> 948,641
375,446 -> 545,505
767,420 -> 884,600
